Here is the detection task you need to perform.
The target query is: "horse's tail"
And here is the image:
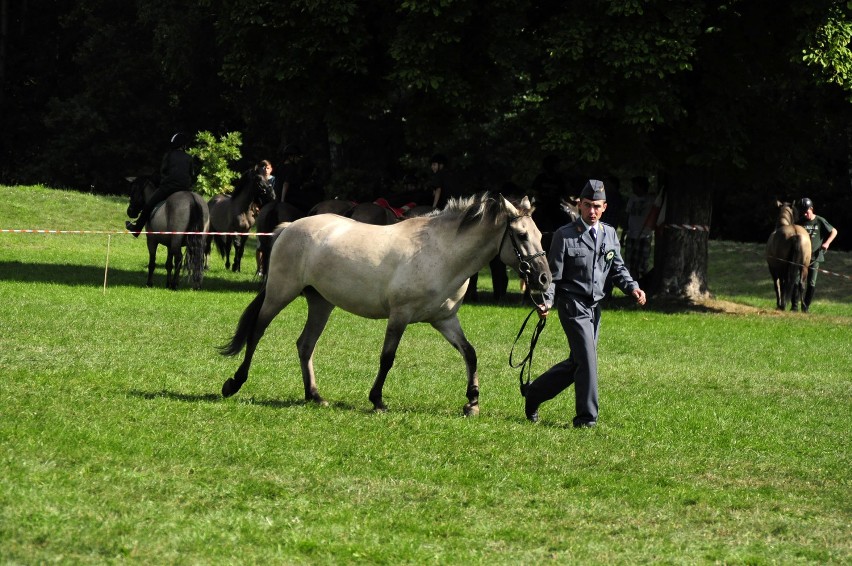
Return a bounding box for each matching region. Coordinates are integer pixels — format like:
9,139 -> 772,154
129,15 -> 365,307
783,232 -> 805,303
212,234 -> 229,259
185,199 -> 206,290
219,288 -> 267,356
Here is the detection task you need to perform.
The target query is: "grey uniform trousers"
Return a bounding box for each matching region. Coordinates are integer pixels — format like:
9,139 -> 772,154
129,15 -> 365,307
527,294 -> 601,426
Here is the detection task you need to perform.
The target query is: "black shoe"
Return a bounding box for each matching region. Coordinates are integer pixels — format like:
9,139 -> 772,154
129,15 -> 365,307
525,394 -> 540,423
573,420 -> 597,429
125,220 -> 141,238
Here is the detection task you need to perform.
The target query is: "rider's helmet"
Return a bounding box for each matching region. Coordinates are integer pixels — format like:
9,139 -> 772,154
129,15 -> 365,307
797,197 -> 814,213
430,153 -> 447,166
170,132 -> 190,149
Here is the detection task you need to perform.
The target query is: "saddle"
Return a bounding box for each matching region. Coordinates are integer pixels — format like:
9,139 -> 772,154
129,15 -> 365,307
373,198 -> 418,219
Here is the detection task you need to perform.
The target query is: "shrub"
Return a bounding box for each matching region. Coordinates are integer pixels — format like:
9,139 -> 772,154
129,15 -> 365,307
188,131 -> 242,198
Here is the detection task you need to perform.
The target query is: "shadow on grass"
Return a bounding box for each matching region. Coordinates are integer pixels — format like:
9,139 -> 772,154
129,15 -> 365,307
128,389 -> 222,403
127,388 -> 364,413
0,260 -> 262,292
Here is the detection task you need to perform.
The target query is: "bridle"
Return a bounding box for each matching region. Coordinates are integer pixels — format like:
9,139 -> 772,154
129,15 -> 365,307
500,214 -> 547,284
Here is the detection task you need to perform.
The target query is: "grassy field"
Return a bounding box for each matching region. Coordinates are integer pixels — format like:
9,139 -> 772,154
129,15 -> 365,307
1,184 -> 850,564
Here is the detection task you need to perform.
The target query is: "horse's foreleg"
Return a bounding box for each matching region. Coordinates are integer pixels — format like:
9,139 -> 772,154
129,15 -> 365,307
432,316 -> 479,417
298,289 -> 335,406
232,235 -> 247,272
369,318 -> 408,412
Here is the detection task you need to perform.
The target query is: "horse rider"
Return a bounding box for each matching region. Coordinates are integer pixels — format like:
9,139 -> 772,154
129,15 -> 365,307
126,132 -> 197,237
796,197 -> 838,312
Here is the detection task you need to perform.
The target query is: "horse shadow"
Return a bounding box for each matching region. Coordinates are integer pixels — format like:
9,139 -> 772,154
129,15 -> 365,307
128,387 -> 367,412
0,260 -> 260,292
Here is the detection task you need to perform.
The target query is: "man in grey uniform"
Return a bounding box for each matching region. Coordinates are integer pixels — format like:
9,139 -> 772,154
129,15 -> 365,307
523,179 -> 646,427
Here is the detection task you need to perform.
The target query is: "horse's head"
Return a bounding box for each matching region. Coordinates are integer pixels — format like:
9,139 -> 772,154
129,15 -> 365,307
774,200 -> 797,227
126,176 -> 154,218
560,197 -> 580,222
499,195 -> 552,294
247,173 -> 275,206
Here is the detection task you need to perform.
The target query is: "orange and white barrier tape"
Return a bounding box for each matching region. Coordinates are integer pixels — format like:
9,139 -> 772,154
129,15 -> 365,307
1,228 -> 277,237
663,223 -> 710,232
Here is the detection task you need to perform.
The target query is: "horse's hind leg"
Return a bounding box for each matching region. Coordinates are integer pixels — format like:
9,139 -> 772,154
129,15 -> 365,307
298,288 -> 335,405
222,288 -> 296,397
164,241 -> 183,290
431,315 -> 479,417
368,317 -> 409,412
146,240 -> 158,287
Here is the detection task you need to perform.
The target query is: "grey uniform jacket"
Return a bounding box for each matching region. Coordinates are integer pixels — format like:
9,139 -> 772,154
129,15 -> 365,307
543,219 -> 638,307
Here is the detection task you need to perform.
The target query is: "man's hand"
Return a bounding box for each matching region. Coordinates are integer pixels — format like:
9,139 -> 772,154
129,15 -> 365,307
536,305 -> 549,319
632,289 -> 647,306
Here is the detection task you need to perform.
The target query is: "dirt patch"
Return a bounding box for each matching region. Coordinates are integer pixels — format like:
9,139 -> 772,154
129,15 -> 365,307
632,295 -> 772,315
690,297 -> 771,315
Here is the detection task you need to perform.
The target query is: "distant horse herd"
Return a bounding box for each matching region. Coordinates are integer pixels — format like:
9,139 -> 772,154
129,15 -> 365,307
125,179 -> 810,315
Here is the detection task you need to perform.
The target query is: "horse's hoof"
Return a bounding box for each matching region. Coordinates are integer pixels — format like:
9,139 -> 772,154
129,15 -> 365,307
222,378 -> 242,398
463,403 -> 480,417
306,394 -> 329,407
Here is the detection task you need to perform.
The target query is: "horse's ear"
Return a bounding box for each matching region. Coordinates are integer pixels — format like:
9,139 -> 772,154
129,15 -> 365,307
499,194 -> 520,217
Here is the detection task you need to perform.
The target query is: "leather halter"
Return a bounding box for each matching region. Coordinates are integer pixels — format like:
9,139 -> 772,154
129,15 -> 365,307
501,214 -> 547,281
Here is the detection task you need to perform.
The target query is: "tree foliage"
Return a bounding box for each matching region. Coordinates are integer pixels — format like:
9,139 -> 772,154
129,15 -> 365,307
188,131 -> 244,198
802,2 -> 852,96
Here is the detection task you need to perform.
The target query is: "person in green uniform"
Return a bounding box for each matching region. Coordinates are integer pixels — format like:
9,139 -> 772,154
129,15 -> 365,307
796,197 -> 838,312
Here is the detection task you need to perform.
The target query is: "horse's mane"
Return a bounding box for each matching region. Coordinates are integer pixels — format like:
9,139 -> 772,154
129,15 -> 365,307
776,202 -> 797,227
439,192 -> 535,232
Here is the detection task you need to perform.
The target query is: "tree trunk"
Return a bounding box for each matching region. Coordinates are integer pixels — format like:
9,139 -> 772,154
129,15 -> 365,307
0,0 -> 8,108
649,166 -> 714,301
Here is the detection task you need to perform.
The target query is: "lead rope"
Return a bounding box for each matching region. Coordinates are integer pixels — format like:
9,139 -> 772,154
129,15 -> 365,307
501,214 -> 549,394
509,302 -> 547,396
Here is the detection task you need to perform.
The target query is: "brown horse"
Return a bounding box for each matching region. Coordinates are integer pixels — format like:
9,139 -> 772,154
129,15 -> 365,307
766,201 -> 811,311
207,172 -> 274,272
308,199 -> 400,225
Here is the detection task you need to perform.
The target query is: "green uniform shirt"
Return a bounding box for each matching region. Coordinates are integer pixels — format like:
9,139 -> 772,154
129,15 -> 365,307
798,215 -> 834,263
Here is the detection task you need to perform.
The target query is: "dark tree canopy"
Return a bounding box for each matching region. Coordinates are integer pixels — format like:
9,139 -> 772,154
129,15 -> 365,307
1,0 -> 849,298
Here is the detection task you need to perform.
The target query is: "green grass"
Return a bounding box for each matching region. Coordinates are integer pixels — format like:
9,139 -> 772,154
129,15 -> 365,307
1,184 -> 850,564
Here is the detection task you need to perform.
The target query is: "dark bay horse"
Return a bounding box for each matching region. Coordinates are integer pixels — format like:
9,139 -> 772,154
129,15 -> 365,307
308,199 -> 355,217
310,199 -> 408,225
256,198 -> 399,278
220,193 -> 552,416
254,201 -> 305,278
126,177 -> 209,290
766,201 -> 812,311
207,172 -> 275,272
